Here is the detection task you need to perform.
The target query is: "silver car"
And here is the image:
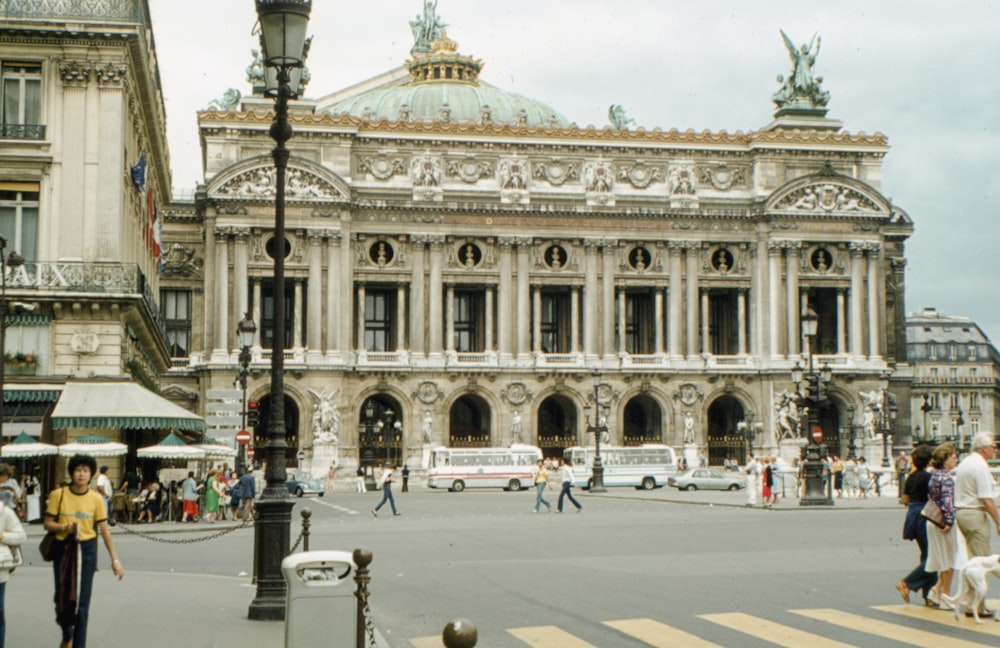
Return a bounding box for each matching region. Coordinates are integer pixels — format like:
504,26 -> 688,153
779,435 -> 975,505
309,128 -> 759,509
668,468 -> 745,491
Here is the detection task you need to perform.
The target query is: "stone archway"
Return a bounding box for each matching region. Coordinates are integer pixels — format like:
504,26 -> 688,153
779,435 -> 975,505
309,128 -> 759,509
706,396 -> 746,466
536,395 -> 578,459
252,393 -> 301,465
449,394 -> 492,447
623,395 -> 662,445
358,395 -> 404,469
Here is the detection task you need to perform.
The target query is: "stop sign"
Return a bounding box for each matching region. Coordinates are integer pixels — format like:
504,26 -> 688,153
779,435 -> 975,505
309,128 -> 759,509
235,429 -> 251,446
246,446 -> 256,460
811,425 -> 823,443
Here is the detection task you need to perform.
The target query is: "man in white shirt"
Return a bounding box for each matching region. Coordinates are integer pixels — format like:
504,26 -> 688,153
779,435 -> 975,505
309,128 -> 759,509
556,458 -> 582,513
744,454 -> 759,508
96,465 -> 115,526
954,432 -> 1000,558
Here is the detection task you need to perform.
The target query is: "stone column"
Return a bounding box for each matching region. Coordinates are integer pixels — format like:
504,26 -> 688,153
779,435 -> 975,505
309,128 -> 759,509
293,279 -> 303,349
752,239 -> 765,357
836,288 -> 847,355
866,243 -> 881,359
397,283 -> 407,352
497,238 -> 514,363
532,287 -> 542,353
684,243 -> 699,359
325,231 -> 343,361
849,243 -> 865,357
445,284 -> 455,353
234,228 -> 250,330
618,289 -> 627,354
738,289 -> 747,356
700,289 -> 710,355
410,236 -> 426,357
570,287 -> 580,353
584,240 -> 600,361
306,230 -> 323,360
785,243 -> 800,357
485,286 -> 494,352
668,242 -> 683,358
356,283 -> 366,352
768,242 -> 782,358
252,280 -> 262,342
654,288 -> 664,355
428,236 -> 444,361
203,206 -> 217,354
214,227 -> 230,359
602,243 -> 617,360
516,238 -> 531,363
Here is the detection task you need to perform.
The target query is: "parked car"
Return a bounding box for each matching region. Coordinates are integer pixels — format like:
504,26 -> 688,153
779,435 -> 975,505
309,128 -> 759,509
668,468 -> 745,491
285,471 -> 325,497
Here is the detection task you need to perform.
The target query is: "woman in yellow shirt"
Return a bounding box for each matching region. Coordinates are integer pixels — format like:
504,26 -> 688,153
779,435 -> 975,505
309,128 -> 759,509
44,454 -> 124,648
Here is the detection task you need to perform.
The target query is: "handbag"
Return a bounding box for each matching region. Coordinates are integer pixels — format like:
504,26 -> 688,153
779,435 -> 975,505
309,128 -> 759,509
39,487 -> 66,562
0,543 -> 22,570
920,498 -> 947,529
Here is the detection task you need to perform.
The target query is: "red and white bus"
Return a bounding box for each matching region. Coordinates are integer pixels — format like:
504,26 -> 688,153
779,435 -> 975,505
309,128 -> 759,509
426,444 -> 543,492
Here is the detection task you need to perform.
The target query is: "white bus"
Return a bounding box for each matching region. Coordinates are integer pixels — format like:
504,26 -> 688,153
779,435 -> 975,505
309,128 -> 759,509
563,444 -> 678,490
427,444 -> 543,492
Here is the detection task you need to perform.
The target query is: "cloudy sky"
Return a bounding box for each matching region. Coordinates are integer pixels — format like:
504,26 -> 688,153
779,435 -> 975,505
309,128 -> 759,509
149,0 -> 1000,342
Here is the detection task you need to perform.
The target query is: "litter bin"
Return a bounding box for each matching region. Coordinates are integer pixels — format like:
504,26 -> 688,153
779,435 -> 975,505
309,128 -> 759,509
282,550 -> 357,647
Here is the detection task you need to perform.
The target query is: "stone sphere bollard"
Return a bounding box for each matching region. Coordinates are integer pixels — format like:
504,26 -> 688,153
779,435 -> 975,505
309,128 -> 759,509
442,618 -> 477,648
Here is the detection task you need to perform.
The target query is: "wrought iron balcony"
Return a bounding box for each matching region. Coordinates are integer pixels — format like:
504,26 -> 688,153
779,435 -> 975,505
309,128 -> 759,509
0,123 -> 46,140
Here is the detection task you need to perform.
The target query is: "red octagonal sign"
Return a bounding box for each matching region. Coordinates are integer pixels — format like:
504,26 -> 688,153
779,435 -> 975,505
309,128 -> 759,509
235,429 -> 251,445
811,425 -> 823,443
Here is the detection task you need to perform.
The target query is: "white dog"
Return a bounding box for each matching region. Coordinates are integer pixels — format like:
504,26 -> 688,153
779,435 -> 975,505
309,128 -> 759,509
941,554 -> 1000,624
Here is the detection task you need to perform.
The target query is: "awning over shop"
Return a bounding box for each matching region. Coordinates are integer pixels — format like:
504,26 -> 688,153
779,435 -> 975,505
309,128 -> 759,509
50,381 -> 205,433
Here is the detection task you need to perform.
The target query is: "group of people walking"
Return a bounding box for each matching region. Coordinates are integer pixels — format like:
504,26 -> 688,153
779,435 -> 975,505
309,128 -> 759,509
829,455 -> 877,498
896,432 -> 1000,617
532,458 -> 582,513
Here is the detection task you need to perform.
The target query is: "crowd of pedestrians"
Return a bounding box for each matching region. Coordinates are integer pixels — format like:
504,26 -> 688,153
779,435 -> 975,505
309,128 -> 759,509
896,432 -> 1000,618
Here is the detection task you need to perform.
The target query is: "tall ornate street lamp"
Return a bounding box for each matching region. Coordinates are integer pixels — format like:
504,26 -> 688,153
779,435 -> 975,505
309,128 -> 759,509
955,406 -> 966,453
583,372 -> 608,493
878,371 -> 897,467
0,237 -> 25,438
248,0 -> 312,622
920,392 -> 933,444
795,307 -> 834,506
737,411 -> 757,461
234,313 -> 257,474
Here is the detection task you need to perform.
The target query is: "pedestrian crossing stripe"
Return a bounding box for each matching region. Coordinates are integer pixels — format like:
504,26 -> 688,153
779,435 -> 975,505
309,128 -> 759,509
408,607 -> 1000,647
793,608 -> 998,646
507,625 -> 598,647
699,612 -> 858,648
875,603 -> 1000,638
604,618 -> 722,647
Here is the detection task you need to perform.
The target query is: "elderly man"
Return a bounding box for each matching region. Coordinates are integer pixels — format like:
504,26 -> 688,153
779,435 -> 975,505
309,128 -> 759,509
954,431 -> 1000,616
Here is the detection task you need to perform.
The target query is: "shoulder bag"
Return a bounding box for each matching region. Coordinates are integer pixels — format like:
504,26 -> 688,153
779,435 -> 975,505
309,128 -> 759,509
920,498 -> 946,529
39,487 -> 66,562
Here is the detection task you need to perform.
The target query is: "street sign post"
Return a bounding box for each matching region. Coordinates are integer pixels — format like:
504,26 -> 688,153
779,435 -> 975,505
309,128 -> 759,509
811,425 -> 823,444
246,447 -> 255,460
236,429 -> 251,446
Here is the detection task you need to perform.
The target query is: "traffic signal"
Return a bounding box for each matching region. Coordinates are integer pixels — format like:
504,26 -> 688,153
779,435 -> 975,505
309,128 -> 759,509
805,373 -> 821,404
247,400 -> 260,427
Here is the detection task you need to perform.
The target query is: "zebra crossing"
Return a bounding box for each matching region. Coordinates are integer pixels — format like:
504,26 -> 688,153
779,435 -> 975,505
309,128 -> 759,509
408,603 -> 1000,647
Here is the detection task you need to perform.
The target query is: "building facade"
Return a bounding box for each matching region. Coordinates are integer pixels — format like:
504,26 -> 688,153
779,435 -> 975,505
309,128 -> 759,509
0,0 -> 187,485
159,5 -> 915,475
907,307 -> 1000,450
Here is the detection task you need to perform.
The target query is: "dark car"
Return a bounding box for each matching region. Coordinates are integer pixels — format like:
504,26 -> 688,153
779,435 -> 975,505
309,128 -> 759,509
285,471 -> 325,497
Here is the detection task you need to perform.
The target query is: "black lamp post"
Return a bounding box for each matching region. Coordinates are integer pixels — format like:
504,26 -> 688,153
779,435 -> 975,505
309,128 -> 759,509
796,307 -> 834,506
582,372 -> 608,493
737,411 -> 757,462
920,393 -> 933,445
956,406 -> 966,453
235,313 -> 256,475
0,237 -> 25,439
249,0 -> 311,622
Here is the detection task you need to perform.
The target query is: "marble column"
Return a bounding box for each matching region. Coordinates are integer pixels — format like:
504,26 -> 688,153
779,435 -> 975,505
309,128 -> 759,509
485,286 -> 494,352
397,283 -> 407,352
584,240 -> 600,360
203,207 -> 217,355
738,289 -> 747,356
214,227 -> 230,358
234,229 -> 250,332
668,243 -> 683,358
700,289 -> 710,355
306,231 -> 323,360
532,287 -> 542,353
602,244 -> 616,360
836,288 -> 847,355
570,287 -> 580,353
356,284 -> 366,352
654,288 -> 664,355
866,243 -> 881,359
293,279 -> 303,349
497,238 -> 514,363
516,238 -> 531,363
684,243 -> 699,358
428,236 -> 444,361
445,284 -> 455,353
785,243 -> 800,357
849,243 -> 865,357
325,231 -> 343,361
768,242 -> 782,358
618,289 -> 627,354
410,237 -> 426,357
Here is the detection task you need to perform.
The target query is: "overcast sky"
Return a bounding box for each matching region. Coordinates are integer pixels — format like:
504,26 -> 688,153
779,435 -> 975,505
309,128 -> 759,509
149,0 -> 1000,343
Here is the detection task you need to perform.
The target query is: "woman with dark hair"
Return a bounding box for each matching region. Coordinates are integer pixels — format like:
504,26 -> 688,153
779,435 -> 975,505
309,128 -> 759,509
896,445 -> 938,606
0,488 -> 26,647
924,443 -> 967,605
43,454 -> 124,648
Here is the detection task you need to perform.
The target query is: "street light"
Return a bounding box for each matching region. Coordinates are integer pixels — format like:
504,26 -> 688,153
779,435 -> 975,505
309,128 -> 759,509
796,306 -> 834,506
0,237 -> 25,439
956,406 -> 966,453
249,0 -> 312,622
234,313 -> 257,474
583,372 -> 608,493
737,411 -> 757,461
878,371 -> 896,467
920,392 -> 933,445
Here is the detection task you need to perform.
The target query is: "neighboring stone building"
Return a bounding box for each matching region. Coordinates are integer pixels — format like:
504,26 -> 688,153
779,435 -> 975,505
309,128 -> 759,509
906,307 -> 1000,449
0,1 -> 200,484
157,3 -> 915,474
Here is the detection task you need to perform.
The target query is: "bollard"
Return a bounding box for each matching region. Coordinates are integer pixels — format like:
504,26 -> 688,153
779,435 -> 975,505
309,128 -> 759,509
353,547 -> 373,648
443,618 -> 477,648
300,508 -> 312,553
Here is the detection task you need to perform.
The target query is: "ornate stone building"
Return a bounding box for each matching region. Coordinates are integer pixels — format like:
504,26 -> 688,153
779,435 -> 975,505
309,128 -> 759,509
906,307 -> 1000,449
163,7 -> 914,472
0,1 -> 193,483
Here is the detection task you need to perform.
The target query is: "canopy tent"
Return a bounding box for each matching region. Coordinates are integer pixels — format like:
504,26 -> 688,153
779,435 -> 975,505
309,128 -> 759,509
137,432 -> 206,460
196,439 -> 237,460
50,381 -> 205,433
0,431 -> 58,458
58,434 -> 128,457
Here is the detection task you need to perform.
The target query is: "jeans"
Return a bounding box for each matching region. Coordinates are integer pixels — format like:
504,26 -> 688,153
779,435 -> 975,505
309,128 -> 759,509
53,538 -> 97,648
558,482 -> 581,511
534,482 -> 551,511
902,503 -> 937,598
374,484 -> 397,514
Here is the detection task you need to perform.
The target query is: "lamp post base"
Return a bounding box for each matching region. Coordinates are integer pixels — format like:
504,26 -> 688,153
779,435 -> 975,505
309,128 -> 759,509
589,461 -> 607,493
247,497 -> 295,620
798,456 -> 833,506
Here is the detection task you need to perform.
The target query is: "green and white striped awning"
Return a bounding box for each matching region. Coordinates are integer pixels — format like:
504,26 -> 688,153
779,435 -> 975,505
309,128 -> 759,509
50,381 -> 205,432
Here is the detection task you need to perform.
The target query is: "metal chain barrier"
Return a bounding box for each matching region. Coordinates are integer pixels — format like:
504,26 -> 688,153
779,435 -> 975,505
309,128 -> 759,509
114,510 -> 255,544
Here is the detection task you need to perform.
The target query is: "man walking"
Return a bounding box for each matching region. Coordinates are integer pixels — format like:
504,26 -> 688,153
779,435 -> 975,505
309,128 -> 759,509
954,432 -> 1000,617
372,465 -> 400,517
557,458 -> 582,513
96,465 -> 115,526
744,454 -> 759,508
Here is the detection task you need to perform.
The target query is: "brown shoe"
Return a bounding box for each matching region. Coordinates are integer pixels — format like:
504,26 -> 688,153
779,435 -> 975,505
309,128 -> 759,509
895,581 -> 910,604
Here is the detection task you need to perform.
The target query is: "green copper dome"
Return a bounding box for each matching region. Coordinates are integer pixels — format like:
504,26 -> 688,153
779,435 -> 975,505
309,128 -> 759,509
326,31 -> 570,128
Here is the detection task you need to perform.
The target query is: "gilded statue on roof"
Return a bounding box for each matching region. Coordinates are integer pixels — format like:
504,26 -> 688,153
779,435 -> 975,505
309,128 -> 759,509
410,1 -> 446,54
772,30 -> 830,112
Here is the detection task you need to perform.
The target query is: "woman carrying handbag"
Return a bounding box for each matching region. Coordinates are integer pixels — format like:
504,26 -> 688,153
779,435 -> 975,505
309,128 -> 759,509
923,443 -> 967,606
0,489 -> 26,648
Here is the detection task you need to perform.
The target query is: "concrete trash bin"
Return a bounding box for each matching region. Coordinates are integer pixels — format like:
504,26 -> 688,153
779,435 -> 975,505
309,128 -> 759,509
282,550 -> 357,647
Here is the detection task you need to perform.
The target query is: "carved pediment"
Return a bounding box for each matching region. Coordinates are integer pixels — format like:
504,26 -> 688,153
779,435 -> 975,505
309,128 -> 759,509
217,166 -> 347,201
767,175 -> 890,218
